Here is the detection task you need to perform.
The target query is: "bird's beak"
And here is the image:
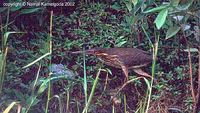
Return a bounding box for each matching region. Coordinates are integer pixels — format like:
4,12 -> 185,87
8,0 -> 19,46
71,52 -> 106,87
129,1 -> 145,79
71,51 -> 84,54
71,49 -> 95,55
85,49 -> 95,54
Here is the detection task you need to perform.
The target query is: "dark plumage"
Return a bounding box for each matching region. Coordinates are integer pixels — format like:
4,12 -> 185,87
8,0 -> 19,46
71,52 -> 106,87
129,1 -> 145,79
92,48 -> 152,67
72,48 -> 152,80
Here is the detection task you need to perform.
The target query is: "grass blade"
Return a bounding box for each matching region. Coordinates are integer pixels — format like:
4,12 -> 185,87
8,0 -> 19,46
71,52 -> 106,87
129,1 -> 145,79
82,68 -> 102,113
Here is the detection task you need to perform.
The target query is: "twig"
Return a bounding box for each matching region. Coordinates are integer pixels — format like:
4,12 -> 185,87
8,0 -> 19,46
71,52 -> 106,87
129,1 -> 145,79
194,46 -> 200,113
188,46 -> 196,113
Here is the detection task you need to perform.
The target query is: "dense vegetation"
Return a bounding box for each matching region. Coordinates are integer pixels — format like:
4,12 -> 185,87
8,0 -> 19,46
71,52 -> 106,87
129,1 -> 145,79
0,0 -> 200,113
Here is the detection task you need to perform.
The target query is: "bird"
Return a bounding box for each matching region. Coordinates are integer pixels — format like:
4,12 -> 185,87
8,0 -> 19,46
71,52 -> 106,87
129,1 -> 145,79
72,48 -> 152,80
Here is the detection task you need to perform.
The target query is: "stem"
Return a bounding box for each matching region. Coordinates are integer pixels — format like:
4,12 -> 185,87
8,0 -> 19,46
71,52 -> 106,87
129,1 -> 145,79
145,37 -> 159,113
83,46 -> 87,113
194,46 -> 200,113
45,10 -> 53,113
188,47 -> 196,107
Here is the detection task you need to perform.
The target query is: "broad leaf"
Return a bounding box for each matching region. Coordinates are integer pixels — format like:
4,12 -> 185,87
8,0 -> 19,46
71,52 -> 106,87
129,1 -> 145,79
166,26 -> 180,39
144,4 -> 169,13
154,8 -> 168,29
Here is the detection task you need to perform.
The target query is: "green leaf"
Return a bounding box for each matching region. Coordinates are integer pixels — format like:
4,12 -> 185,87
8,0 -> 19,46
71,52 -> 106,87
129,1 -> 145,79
22,52 -> 51,69
116,41 -> 127,47
3,32 -> 26,46
82,68 -> 101,113
125,1 -> 132,12
144,78 -> 151,90
3,32 -> 17,46
125,15 -> 135,25
26,96 -> 40,106
37,79 -> 49,95
132,0 -> 138,6
0,54 -> 2,70
20,8 -> 41,14
115,36 -> 127,47
11,6 -> 22,12
111,2 -> 121,10
171,0 -> 180,6
144,4 -> 169,13
154,8 -> 168,29
37,76 -> 65,95
166,26 -> 180,39
177,0 -> 193,10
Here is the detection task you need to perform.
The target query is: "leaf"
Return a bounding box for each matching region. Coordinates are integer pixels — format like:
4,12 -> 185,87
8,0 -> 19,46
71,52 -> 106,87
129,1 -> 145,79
184,48 -> 198,53
11,6 -> 22,12
171,0 -> 180,6
3,102 -> 19,113
125,1 -> 132,12
134,0 -> 144,14
166,26 -> 180,39
37,79 -> 50,95
20,8 -> 41,14
82,69 -> 101,113
115,36 -> 127,47
116,41 -> 127,47
154,8 -> 168,29
132,0 -> 138,6
173,16 -> 184,21
144,78 -> 151,90
3,32 -> 17,46
26,96 -> 40,106
0,54 -> 2,70
106,68 -> 112,75
37,76 -> 65,95
3,32 -> 26,46
144,4 -> 169,13
181,24 -> 190,31
111,2 -> 121,10
177,0 -> 193,10
125,15 -> 135,25
194,26 -> 200,42
22,52 -> 51,69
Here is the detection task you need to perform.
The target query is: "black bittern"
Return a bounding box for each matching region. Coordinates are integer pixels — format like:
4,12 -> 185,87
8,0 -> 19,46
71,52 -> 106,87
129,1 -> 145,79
72,48 -> 152,80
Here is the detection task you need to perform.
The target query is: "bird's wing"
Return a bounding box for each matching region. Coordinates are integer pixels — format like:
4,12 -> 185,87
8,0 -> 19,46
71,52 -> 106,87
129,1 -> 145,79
118,52 -> 152,67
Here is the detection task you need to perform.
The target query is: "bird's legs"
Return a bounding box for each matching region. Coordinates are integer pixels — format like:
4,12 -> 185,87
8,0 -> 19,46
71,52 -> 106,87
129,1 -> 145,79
121,66 -> 152,81
133,68 -> 152,78
121,65 -> 129,81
